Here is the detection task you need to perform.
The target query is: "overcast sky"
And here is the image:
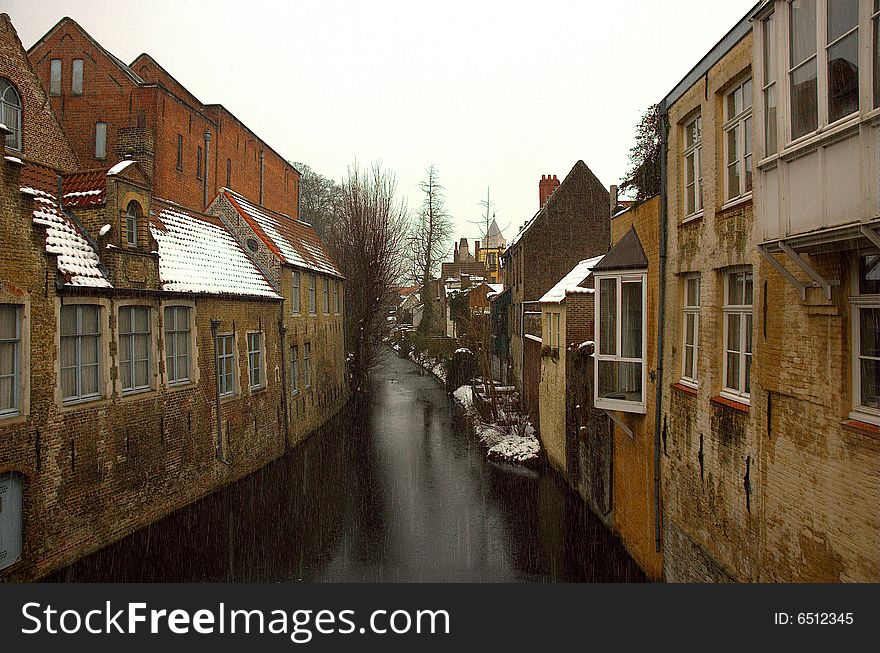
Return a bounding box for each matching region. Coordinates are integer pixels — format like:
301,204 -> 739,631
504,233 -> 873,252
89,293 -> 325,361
7,0 -> 757,242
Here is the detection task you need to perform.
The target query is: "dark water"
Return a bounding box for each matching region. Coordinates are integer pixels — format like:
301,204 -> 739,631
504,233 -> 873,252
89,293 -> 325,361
46,351 -> 646,583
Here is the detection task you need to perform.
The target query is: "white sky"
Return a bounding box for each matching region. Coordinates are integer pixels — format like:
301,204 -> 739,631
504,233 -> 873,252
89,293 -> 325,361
6,0 -> 757,242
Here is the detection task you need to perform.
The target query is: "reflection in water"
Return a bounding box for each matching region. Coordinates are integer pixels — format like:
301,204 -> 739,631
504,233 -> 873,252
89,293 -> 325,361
46,351 -> 645,583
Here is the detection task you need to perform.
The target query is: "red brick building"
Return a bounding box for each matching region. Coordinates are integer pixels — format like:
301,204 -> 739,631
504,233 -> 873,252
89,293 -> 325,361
27,17 -> 300,217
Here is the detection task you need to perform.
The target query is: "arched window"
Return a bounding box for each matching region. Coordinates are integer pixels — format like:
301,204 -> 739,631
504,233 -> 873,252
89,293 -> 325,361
0,78 -> 22,151
125,201 -> 142,247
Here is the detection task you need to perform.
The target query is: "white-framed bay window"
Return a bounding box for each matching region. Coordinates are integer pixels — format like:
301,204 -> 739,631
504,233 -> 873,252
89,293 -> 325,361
683,114 -> 703,219
722,268 -> 753,403
850,252 -> 880,424
594,271 -> 647,413
681,275 -> 701,387
724,78 -> 753,202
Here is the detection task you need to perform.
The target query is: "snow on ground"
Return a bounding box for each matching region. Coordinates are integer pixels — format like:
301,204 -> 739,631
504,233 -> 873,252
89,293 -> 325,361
452,384 -> 540,466
408,350 -> 447,383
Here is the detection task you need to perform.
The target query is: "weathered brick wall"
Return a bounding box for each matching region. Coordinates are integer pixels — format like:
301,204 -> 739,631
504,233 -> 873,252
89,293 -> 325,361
0,14 -> 77,172
539,305 -> 566,471
660,34 -> 763,582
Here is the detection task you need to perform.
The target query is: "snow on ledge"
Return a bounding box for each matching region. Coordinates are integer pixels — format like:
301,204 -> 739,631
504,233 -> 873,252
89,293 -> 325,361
4,155 -> 23,165
107,159 -> 136,176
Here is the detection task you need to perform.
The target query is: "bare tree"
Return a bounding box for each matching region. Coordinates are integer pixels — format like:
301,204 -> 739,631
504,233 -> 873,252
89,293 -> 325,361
407,165 -> 454,337
292,161 -> 344,243
331,162 -> 409,393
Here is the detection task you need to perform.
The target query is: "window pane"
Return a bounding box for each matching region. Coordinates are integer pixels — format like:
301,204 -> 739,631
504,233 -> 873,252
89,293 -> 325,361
50,59 -> 61,95
726,351 -> 741,390
82,305 -> 99,334
728,274 -> 744,306
744,117 -> 753,192
61,367 -> 76,399
134,307 -> 150,332
790,0 -> 817,66
791,58 -> 818,139
728,313 -> 742,354
763,12 -> 776,83
72,59 -> 83,94
81,334 -> 98,366
765,84 -> 778,154
861,255 -> 880,294
0,375 -> 14,411
60,306 -> 77,336
621,280 -> 642,358
860,358 -> 880,408
684,344 -> 695,379
95,122 -> 107,159
81,363 -> 99,396
685,314 -> 696,348
744,272 -> 754,305
860,308 -> 880,357
60,337 -> 76,370
828,31 -> 859,122
828,0 -> 859,43
874,8 -> 879,108
599,278 -> 617,355
598,360 -> 642,403
686,277 -> 700,306
0,305 -> 16,339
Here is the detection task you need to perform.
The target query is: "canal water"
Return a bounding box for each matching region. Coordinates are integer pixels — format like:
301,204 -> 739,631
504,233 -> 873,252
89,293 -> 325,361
46,351 -> 646,583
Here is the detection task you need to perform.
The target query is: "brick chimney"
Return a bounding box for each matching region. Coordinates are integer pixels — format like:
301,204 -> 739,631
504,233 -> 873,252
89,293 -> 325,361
539,174 -> 560,208
459,237 -> 470,260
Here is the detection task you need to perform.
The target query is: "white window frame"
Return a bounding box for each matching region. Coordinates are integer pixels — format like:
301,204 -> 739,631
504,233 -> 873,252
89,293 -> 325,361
60,303 -> 103,404
304,341 -> 312,389
682,114 -> 703,219
681,274 -> 701,388
291,344 -> 299,395
0,305 -> 22,418
721,268 -> 753,404
723,77 -> 754,203
217,334 -> 236,398
0,77 -> 22,152
163,305 -> 192,386
762,10 -> 779,156
247,331 -> 265,390
593,270 -> 648,414
850,251 -> 880,425
118,305 -> 152,395
292,270 -> 301,314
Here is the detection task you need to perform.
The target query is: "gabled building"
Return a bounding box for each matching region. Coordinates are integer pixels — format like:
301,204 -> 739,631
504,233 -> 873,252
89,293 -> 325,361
27,17 -> 300,217
208,188 -> 347,444
478,219 -> 506,284
501,162 -> 611,423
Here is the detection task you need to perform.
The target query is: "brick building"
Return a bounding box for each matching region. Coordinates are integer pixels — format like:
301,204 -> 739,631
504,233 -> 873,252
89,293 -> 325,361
27,17 -> 300,217
501,162 -> 611,423
0,13 -> 346,580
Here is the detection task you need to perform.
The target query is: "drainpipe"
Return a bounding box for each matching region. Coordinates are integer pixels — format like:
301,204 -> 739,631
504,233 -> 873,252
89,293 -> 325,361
259,150 -> 265,206
203,131 -> 211,209
654,103 -> 670,554
211,318 -> 224,461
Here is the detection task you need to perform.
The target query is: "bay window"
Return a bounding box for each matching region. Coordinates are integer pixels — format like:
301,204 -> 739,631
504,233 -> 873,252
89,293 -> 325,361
683,115 -> 703,218
681,275 -> 701,387
724,78 -> 753,201
722,269 -> 753,402
850,253 -> 880,424
594,272 -> 646,413
60,304 -> 101,403
119,306 -> 152,393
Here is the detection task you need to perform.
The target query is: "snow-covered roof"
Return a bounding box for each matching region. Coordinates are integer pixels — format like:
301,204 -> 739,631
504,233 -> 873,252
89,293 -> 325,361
220,188 -> 342,278
107,159 -> 137,176
539,255 -> 604,303
29,190 -> 112,289
151,200 -> 280,299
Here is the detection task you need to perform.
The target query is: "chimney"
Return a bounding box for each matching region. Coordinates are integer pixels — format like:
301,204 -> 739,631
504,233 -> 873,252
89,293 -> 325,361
610,184 -> 619,217
454,241 -> 459,261
539,174 -> 560,208
475,240 -> 481,261
459,237 -> 470,261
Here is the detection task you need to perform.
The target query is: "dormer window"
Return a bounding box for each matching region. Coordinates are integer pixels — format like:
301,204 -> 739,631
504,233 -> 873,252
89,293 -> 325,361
125,201 -> 142,247
0,78 -> 21,151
